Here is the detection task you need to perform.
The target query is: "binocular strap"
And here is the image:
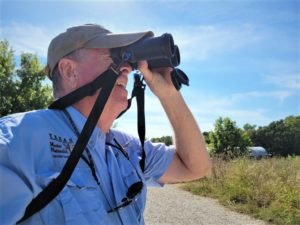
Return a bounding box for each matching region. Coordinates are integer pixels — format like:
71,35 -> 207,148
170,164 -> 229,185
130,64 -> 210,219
118,73 -> 146,171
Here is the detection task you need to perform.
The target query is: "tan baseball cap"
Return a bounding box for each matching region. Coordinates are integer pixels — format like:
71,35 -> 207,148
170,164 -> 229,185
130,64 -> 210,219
46,24 -> 154,79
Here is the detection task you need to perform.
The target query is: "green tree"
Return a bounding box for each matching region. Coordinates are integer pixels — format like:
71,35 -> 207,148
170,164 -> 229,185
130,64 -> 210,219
151,136 -> 173,146
203,131 -> 211,144
0,40 -> 16,116
210,117 -> 251,157
0,40 -> 53,117
284,116 -> 300,155
243,123 -> 256,141
253,116 -> 300,156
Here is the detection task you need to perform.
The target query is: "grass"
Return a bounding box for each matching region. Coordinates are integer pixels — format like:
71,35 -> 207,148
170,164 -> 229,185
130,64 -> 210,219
181,156 -> 300,225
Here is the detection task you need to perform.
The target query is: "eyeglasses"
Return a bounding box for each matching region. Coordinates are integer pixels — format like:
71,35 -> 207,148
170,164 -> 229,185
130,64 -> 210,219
106,138 -> 144,213
107,181 -> 143,213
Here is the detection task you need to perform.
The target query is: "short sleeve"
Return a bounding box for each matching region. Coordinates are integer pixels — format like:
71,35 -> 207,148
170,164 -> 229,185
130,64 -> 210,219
0,164 -> 33,224
143,140 -> 175,187
0,120 -> 33,224
108,129 -> 175,187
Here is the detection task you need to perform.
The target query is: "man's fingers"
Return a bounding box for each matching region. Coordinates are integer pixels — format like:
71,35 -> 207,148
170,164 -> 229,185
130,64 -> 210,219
151,67 -> 173,74
137,60 -> 152,82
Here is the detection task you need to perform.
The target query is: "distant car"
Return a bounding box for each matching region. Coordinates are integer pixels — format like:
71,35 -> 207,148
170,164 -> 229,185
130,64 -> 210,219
248,146 -> 271,159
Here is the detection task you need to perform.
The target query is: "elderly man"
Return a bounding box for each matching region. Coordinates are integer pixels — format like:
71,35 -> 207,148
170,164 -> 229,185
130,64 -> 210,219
0,24 -> 211,225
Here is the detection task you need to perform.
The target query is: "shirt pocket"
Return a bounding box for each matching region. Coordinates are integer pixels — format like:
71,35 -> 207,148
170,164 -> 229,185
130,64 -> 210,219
58,168 -> 108,225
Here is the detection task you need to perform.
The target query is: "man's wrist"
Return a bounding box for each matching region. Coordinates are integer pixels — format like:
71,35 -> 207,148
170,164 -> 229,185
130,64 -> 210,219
158,89 -> 182,106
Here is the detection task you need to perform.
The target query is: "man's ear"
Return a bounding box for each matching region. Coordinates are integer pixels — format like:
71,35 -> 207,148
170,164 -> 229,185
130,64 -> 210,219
58,58 -> 78,88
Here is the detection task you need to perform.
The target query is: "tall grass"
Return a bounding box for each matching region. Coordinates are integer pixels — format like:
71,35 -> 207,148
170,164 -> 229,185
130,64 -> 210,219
181,156 -> 300,225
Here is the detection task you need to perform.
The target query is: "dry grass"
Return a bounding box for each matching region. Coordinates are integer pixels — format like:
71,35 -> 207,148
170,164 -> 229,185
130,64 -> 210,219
181,156 -> 300,225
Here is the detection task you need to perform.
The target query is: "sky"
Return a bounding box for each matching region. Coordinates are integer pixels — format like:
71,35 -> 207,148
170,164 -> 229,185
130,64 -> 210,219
0,0 -> 299,138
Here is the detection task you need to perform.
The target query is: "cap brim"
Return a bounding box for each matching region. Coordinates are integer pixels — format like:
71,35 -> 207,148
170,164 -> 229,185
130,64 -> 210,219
84,31 -> 154,49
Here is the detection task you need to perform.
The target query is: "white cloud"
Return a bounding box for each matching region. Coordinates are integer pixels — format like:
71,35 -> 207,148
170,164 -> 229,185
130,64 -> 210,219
152,24 -> 264,62
265,74 -> 300,90
1,22 -> 56,57
193,107 -> 270,131
182,87 -> 295,131
232,90 -> 295,102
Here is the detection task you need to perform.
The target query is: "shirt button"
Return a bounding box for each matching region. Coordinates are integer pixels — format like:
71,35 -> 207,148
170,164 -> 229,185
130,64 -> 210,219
99,132 -> 105,138
89,139 -> 95,146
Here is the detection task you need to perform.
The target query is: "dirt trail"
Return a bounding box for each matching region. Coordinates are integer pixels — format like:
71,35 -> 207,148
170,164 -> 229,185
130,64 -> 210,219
144,184 -> 268,225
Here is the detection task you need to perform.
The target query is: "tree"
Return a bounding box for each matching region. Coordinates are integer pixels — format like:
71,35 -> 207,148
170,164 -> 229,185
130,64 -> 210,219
210,117 -> 251,157
0,40 -> 16,116
0,40 -> 53,117
203,131 -> 211,144
252,116 -> 300,156
151,136 -> 173,146
243,123 -> 256,141
284,116 -> 300,155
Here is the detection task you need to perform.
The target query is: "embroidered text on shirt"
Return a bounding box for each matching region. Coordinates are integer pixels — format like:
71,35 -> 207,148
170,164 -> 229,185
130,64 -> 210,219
49,133 -> 74,158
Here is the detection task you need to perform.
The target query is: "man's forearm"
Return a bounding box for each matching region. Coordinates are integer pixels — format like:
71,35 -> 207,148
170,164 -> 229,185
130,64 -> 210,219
159,91 -> 211,177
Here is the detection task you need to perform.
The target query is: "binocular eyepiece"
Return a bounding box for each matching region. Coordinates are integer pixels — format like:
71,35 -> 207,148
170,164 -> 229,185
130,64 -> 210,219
111,33 -> 188,90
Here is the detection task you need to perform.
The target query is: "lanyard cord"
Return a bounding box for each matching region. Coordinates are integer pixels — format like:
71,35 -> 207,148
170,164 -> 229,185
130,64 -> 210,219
62,111 -> 132,182
63,109 -> 126,225
62,109 -> 100,185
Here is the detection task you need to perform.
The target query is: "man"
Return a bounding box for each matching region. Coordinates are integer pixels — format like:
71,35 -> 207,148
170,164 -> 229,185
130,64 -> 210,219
0,24 -> 211,225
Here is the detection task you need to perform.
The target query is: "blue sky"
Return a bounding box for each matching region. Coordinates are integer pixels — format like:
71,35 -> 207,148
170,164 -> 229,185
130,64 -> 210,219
1,0 -> 299,138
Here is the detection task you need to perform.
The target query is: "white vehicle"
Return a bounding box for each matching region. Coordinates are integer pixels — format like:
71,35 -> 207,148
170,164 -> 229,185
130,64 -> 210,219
248,146 -> 271,159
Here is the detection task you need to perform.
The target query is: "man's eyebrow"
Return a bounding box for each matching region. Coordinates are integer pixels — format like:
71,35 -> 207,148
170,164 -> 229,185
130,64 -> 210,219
99,53 -> 111,57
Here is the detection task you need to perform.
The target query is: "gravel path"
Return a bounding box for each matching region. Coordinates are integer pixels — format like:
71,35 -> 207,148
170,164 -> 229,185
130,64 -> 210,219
144,184 -> 268,225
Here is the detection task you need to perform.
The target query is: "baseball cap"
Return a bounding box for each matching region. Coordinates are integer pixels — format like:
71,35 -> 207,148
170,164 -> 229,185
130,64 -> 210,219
46,24 -> 154,79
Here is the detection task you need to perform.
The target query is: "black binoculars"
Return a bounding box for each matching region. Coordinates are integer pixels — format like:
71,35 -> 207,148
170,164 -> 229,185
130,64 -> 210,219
111,33 -> 189,90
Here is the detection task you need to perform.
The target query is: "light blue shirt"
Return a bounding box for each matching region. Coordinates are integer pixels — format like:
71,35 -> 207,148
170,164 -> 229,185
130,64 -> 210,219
0,107 -> 175,225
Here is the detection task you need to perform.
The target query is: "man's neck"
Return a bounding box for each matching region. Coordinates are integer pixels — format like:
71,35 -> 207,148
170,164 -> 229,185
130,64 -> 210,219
73,97 -> 116,133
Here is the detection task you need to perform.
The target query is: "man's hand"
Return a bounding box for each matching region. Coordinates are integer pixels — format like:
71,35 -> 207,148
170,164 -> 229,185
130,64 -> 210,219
137,60 -> 177,99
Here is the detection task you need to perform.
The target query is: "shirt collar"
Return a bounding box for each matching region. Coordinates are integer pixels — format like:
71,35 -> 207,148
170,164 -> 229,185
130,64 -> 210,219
65,106 -> 106,149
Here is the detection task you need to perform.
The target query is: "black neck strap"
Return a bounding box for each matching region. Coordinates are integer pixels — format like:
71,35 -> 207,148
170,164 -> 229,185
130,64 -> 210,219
118,72 -> 146,171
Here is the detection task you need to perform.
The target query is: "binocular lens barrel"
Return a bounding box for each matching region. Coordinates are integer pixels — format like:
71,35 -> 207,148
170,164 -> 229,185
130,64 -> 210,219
148,45 -> 180,68
147,45 -> 180,68
111,33 -> 175,64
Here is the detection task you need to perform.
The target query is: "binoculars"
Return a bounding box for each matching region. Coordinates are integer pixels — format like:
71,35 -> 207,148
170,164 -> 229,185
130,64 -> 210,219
111,33 -> 189,90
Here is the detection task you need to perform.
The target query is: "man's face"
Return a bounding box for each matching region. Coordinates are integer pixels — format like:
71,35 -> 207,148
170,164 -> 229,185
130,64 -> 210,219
75,48 -> 131,113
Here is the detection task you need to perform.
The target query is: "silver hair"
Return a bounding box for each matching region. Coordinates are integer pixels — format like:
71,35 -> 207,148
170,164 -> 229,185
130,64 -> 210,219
51,49 -> 87,98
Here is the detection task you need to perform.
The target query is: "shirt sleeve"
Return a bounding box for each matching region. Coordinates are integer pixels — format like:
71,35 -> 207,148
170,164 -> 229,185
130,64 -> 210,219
143,140 -> 175,187
0,118 -> 34,224
0,165 -> 33,224
109,129 -> 175,187
0,142 -> 33,225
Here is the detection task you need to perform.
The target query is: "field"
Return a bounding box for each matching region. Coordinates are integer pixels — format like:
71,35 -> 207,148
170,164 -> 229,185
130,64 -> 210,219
181,156 -> 300,225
